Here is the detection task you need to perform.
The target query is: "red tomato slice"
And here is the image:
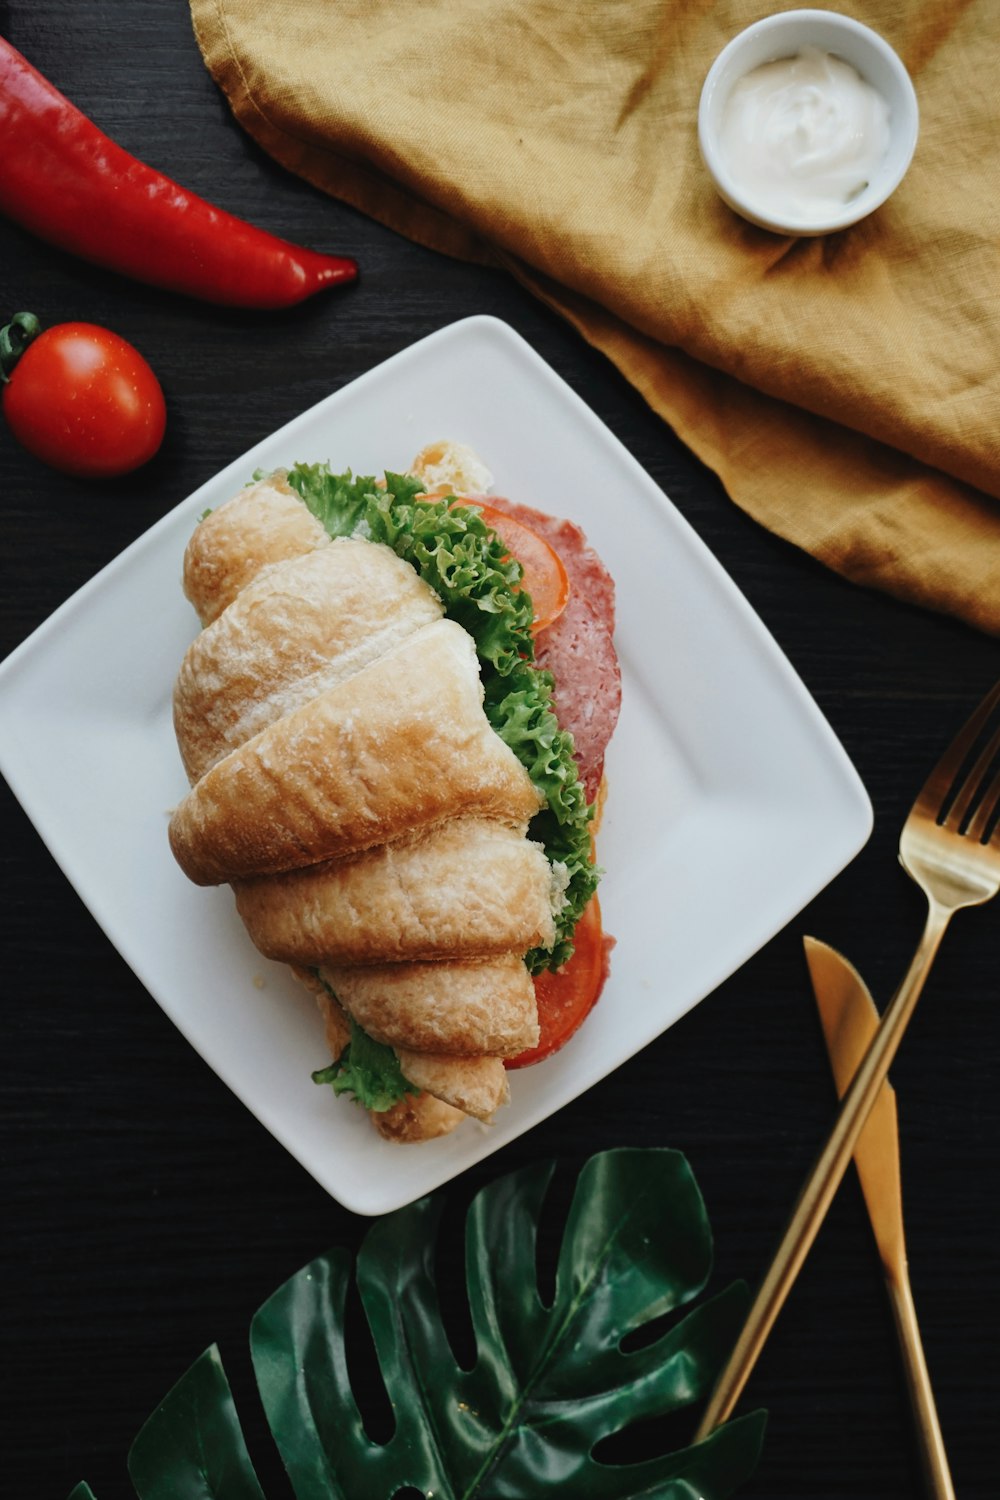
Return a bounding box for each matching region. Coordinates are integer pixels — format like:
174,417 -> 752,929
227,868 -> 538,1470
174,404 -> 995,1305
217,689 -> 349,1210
424,489 -> 570,632
472,501 -> 570,633
506,896 -> 610,1069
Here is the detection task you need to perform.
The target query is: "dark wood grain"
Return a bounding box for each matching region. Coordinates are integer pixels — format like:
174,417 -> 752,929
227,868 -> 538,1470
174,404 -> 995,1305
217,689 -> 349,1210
1,5 -> 997,1498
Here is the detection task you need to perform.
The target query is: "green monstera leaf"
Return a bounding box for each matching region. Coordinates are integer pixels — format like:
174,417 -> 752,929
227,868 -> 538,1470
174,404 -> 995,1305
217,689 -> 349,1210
128,1343 -> 265,1500
72,1150 -> 765,1500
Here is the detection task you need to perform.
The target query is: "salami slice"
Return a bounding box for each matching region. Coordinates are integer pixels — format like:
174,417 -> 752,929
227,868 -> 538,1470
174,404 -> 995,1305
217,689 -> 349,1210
473,492 -> 620,801
534,592 -> 621,803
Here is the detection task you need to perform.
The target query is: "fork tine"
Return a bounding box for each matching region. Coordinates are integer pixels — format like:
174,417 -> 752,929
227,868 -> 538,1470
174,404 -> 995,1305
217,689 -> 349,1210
912,679 -> 1000,822
943,717 -> 1000,830
967,763 -> 1000,844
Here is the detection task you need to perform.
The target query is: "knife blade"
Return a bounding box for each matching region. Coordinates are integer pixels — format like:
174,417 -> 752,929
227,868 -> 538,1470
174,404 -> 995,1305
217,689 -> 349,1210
804,936 -> 904,1270
804,936 -> 955,1500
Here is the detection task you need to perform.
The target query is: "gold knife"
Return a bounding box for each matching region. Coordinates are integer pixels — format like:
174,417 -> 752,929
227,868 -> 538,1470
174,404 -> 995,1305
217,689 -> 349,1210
804,937 -> 955,1500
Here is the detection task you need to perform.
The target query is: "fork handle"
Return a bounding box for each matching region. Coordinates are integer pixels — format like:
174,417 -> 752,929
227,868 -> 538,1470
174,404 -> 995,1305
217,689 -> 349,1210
693,900 -> 951,1437
885,1266 -> 956,1500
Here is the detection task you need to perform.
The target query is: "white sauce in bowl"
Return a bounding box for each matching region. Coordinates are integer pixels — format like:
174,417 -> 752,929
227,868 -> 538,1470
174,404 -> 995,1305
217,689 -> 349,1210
719,45 -> 891,223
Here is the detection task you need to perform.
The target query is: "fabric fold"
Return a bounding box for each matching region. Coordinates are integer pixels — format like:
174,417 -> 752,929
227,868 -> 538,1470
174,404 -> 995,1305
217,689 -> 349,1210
189,0 -> 1000,634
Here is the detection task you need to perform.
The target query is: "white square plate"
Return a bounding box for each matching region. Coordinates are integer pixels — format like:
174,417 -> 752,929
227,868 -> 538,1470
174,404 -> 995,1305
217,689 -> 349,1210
0,317 -> 871,1215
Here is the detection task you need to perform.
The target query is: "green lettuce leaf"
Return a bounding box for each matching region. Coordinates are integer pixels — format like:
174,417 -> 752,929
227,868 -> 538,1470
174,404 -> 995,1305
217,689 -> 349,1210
312,1011 -> 417,1114
284,464 -> 382,538
526,808 -> 600,972
484,661 -> 598,970
484,660 -> 586,824
71,1150 -> 763,1500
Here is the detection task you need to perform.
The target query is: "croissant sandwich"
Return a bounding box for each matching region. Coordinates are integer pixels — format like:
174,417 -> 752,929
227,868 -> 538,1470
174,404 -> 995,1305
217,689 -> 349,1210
169,441 -> 620,1142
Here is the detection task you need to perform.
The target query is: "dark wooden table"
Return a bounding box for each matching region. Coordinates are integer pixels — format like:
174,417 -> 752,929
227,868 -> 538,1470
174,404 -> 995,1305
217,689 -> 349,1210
2,5 -> 997,1498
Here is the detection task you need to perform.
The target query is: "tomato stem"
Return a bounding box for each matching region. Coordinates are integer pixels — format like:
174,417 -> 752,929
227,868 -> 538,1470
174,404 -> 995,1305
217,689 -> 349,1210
0,311 -> 41,382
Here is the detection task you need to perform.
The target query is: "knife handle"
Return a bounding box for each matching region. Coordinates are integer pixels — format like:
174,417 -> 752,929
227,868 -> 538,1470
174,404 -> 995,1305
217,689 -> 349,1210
885,1269 -> 956,1500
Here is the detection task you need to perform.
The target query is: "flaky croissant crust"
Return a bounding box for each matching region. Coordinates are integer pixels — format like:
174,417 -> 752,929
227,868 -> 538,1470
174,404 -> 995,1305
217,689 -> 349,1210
171,477 -> 554,1139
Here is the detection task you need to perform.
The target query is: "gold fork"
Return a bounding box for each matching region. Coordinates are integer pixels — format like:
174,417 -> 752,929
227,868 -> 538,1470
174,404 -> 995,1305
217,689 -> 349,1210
694,678 -> 1000,1438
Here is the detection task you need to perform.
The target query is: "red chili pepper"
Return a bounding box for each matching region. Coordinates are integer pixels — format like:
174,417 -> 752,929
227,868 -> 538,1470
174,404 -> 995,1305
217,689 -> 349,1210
0,38 -> 358,308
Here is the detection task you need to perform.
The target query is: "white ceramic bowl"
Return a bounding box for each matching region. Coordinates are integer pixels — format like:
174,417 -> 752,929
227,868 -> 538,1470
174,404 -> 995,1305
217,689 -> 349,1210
698,9 -> 919,235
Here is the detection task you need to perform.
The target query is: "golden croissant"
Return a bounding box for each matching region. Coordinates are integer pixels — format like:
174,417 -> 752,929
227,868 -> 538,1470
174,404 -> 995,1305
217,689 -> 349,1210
168,448 -> 620,1141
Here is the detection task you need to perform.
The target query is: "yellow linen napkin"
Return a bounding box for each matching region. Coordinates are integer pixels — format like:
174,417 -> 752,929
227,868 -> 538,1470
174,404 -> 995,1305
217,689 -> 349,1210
190,0 -> 1000,635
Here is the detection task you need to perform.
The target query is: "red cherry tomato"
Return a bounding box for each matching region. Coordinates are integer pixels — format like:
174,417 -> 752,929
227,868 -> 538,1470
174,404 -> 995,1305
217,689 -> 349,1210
3,321 -> 166,478
506,896 -> 611,1069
